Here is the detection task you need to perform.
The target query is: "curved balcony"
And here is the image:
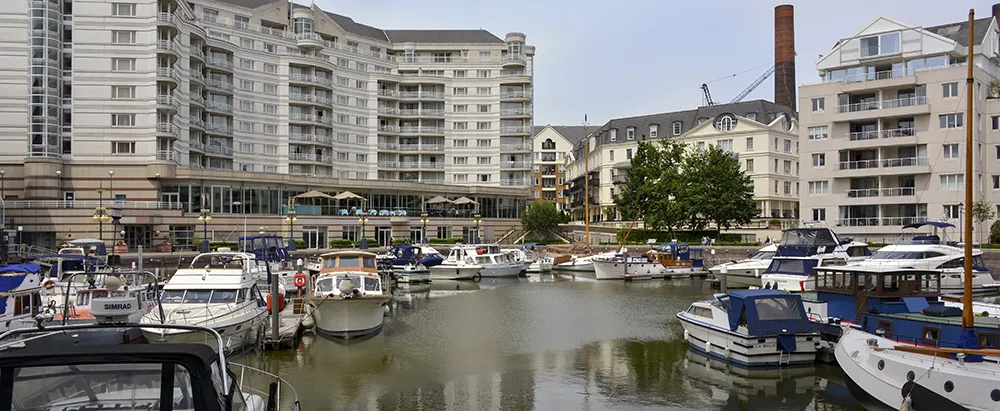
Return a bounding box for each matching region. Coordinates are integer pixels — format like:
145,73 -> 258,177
156,13 -> 178,29
190,71 -> 205,85
189,94 -> 205,107
155,67 -> 179,85
156,123 -> 178,139
189,119 -> 205,130
156,95 -> 178,113
190,47 -> 205,62
205,36 -> 237,53
155,150 -> 181,164
188,140 -> 205,152
156,40 -> 180,61
206,57 -> 234,72
289,73 -> 333,89
501,54 -> 526,67
295,32 -> 324,50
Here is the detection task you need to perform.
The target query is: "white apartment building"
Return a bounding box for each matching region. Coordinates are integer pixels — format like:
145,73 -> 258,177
565,100 -> 799,224
530,125 -> 583,211
0,0 -> 535,186
799,12 -> 1000,242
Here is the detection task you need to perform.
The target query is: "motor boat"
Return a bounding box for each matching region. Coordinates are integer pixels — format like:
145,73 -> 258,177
708,244 -> 777,288
0,310 -> 300,411
428,253 -> 481,281
520,243 -> 553,274
140,252 -> 269,354
50,271 -> 160,344
758,227 -> 871,292
593,243 -> 707,280
677,289 -> 820,367
308,251 -> 390,340
0,264 -> 43,333
445,244 -> 522,278
394,263 -> 431,284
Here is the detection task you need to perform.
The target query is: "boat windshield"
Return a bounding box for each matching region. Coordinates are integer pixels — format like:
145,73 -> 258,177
160,289 -> 241,304
751,251 -> 775,260
322,256 -> 376,269
870,250 -> 945,260
11,363 -> 194,410
753,297 -> 804,321
75,290 -> 130,306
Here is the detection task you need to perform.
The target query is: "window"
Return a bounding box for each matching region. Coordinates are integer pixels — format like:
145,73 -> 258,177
477,156 -> 491,165
263,83 -> 276,94
717,139 -> 733,152
337,58 -> 349,68
239,80 -> 254,91
808,181 -> 829,195
111,58 -> 135,71
263,144 -> 277,154
476,122 -> 491,130
239,101 -> 253,111
455,70 -> 467,78
237,121 -> 253,132
812,208 -> 826,221
337,152 -> 347,161
263,42 -> 276,53
110,141 -> 136,154
112,3 -> 136,16
477,139 -> 491,147
626,127 -> 636,140
943,82 -> 959,98
263,124 -> 276,135
626,148 -> 633,160
263,63 -> 276,74
263,104 -> 276,114
609,150 -> 614,161
239,59 -> 254,70
111,30 -> 136,44
940,113 -> 963,128
812,153 -> 826,167
993,116 -> 999,130
454,105 -> 468,113
940,174 -> 964,190
454,157 -> 467,165
746,159 -> 754,172
241,38 -> 253,49
477,87 -> 491,95
238,142 -> 253,153
455,87 -> 468,96
808,126 -> 829,140
784,181 -> 791,195
356,80 -> 367,90
454,139 -> 468,147
477,104 -> 490,113
745,137 -> 754,151
698,141 -> 705,151
111,114 -> 135,127
357,154 -> 367,163
480,51 -> 490,61
355,117 -> 367,126
783,160 -> 792,174
993,175 -> 999,190
454,174 -> 468,182
943,143 -> 959,159
111,86 -> 135,99
337,96 -> 349,106
944,204 -> 961,219
478,174 -> 490,182
610,129 -> 618,142
745,112 -> 758,121
921,326 -> 940,346
672,121 -> 682,136
860,31 -> 900,57
477,70 -> 490,78
454,122 -> 468,130
784,139 -> 792,152
649,124 -> 658,138
811,98 -> 825,112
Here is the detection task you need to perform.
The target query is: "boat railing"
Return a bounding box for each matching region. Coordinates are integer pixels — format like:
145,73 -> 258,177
230,362 -> 301,411
55,270 -> 164,325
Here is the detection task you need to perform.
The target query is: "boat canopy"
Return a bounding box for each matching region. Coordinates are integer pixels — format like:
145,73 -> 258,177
237,235 -> 291,262
722,289 -> 812,336
0,264 -> 40,274
763,258 -> 820,276
776,228 -> 841,257
902,221 -> 955,230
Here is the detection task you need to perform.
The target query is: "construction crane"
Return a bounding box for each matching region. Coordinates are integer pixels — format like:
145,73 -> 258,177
701,63 -> 776,106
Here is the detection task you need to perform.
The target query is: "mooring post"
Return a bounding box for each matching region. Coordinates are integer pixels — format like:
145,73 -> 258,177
719,265 -> 728,293
268,263 -> 279,342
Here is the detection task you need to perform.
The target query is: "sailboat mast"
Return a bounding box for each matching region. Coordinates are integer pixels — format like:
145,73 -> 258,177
963,9 -> 975,329
584,115 -> 590,246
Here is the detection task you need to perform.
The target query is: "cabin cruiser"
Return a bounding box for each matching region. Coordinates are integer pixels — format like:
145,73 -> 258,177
852,221 -> 1000,297
677,289 -> 820,367
708,244 -> 777,288
0,311 -> 300,411
593,243 -> 707,280
382,245 -> 432,284
515,243 -> 553,274
48,271 -> 160,344
308,251 -> 390,340
140,252 -> 269,354
0,264 -> 43,333
427,252 -> 481,281
445,244 -> 522,278
758,227 -> 871,292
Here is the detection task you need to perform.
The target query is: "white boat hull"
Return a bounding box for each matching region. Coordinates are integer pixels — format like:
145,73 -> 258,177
141,311 -> 268,353
677,312 -> 818,367
708,260 -> 769,288
310,296 -> 390,340
429,265 -> 479,280
554,260 -> 594,273
395,271 -> 431,284
759,274 -> 815,292
480,263 -> 523,278
593,260 -> 706,280
525,261 -> 552,273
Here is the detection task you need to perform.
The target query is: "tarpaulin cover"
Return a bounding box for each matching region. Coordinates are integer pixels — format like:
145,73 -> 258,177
725,289 -> 813,337
780,228 -> 838,247
776,334 -> 798,353
763,258 -> 819,275
922,305 -> 963,317
0,264 -> 40,274
902,297 -> 930,313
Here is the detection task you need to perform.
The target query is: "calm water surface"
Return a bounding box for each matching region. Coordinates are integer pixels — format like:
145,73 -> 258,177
238,274 -> 864,411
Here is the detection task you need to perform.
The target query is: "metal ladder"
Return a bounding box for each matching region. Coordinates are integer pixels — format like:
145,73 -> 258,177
778,350 -> 791,366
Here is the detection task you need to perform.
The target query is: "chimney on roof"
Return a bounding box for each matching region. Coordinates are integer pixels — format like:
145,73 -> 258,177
774,4 -> 796,111
993,3 -> 1000,19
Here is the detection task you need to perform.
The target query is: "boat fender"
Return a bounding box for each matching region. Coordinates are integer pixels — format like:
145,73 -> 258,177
900,394 -> 913,411
42,278 -> 56,290
683,330 -> 689,341
705,341 -> 711,354
724,347 -> 731,359
301,306 -> 315,329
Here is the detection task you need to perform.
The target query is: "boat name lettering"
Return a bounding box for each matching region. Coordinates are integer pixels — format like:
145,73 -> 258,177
753,343 -> 776,348
103,302 -> 133,311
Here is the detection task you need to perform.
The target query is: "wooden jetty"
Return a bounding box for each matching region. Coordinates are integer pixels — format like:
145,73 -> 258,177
262,298 -> 307,350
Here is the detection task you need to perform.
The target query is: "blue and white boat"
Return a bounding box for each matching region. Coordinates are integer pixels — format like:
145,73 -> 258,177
677,289 -> 820,367
758,227 -> 871,292
0,264 -> 42,333
384,245 -> 433,283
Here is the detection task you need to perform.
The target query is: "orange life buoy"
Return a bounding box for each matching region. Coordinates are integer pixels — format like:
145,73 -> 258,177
293,273 -> 307,288
42,278 -> 56,290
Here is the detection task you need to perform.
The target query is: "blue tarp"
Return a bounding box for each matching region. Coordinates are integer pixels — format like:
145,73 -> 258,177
923,305 -> 963,317
763,258 -> 819,275
0,264 -> 40,274
902,297 -> 930,313
724,289 -> 813,337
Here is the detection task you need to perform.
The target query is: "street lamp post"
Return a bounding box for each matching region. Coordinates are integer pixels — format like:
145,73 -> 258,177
419,212 -> 429,244
472,213 -> 482,244
259,226 -> 265,236
108,171 -> 114,203
0,169 -> 5,199
197,194 -> 212,253
285,197 -> 298,251
16,226 -> 22,246
55,170 -> 61,201
358,212 -> 369,249
92,186 -> 110,243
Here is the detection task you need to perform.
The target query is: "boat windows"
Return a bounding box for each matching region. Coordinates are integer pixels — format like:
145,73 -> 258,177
339,256 -> 361,268
845,246 -> 872,257
767,259 -> 811,274
876,320 -> 893,336
160,289 -> 242,304
13,293 -> 41,316
979,332 -> 999,348
11,363 -> 195,409
363,257 -> 375,269
872,251 -> 946,260
751,251 -> 775,260
686,305 -> 713,318
364,277 -> 380,292
753,297 -> 804,321
921,326 -> 940,346
237,288 -> 247,303
212,290 -> 238,303
780,229 -> 837,246
316,278 -> 334,293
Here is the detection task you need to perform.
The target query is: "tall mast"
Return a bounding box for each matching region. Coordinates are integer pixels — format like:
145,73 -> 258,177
584,115 -> 590,246
962,9 -> 975,329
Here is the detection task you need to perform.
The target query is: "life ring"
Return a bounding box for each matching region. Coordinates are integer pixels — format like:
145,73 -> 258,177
42,278 -> 56,290
293,273 -> 307,288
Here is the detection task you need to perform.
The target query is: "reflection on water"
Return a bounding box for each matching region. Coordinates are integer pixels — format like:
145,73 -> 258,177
238,274 -> 864,410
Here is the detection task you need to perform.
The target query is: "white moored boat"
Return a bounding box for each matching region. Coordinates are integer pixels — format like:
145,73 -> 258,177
140,252 -> 269,354
708,244 -> 777,288
308,251 -> 390,340
758,227 -> 871,292
428,256 -> 481,280
445,245 -> 522,278
593,244 -> 708,280
677,289 -> 820,367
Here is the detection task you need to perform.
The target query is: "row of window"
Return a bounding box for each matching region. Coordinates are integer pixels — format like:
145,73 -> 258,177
453,174 -> 493,183
453,157 -> 498,165
809,83 -> 963,114
452,122 -> 493,130
453,104 -> 495,113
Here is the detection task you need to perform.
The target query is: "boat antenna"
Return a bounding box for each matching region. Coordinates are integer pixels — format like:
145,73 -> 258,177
960,8 -> 978,348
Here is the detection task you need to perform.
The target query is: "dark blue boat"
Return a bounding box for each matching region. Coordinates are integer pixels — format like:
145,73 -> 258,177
387,245 -> 442,268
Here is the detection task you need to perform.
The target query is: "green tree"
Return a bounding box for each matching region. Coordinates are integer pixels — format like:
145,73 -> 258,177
520,201 -> 564,236
617,137 -> 687,231
972,200 -> 995,244
683,145 -> 758,230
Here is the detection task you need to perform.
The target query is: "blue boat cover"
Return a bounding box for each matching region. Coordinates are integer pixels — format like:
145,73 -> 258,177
902,221 -> 955,230
0,264 -> 40,274
776,334 -> 797,353
724,289 -> 813,337
922,305 -> 963,317
763,258 -> 819,275
902,297 -> 930,313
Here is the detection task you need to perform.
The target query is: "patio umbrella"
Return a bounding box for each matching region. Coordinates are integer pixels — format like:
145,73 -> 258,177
425,196 -> 453,205
332,191 -> 364,200
452,196 -> 478,206
294,190 -> 336,200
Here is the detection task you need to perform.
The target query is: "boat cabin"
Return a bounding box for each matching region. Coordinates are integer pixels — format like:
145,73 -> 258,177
237,235 -> 291,263
314,251 -> 382,297
714,289 -> 813,337
648,243 -> 705,268
0,264 -> 43,331
387,245 -> 426,266
318,251 -> 378,274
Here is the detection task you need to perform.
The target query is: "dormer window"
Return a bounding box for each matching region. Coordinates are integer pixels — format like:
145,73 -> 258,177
649,124 -> 658,138
626,127 -> 635,140
672,121 -> 682,136
610,129 -> 617,142
860,31 -> 900,57
715,114 -> 737,132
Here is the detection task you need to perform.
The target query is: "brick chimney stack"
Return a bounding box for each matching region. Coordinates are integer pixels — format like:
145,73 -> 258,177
774,4 -> 796,110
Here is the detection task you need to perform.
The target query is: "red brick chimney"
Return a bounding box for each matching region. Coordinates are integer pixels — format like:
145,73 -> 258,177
774,4 -> 796,110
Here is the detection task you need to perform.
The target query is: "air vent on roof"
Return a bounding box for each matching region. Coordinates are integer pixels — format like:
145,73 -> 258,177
937,25 -> 961,36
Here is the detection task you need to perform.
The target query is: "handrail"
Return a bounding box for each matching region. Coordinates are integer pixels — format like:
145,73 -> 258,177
4,200 -> 183,209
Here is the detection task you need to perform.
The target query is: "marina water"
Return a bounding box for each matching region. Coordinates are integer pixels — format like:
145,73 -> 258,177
238,275 -> 862,410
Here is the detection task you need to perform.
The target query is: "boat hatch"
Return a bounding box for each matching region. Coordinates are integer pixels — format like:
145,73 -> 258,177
724,289 -> 812,336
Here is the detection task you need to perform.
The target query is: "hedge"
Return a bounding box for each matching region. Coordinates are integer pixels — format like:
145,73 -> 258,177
615,230 -> 741,245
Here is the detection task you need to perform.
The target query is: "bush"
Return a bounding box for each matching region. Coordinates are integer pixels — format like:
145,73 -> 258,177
209,241 -> 239,251
353,238 -> 377,248
991,220 -> 1000,244
768,218 -> 781,226
329,239 -> 354,248
866,242 -> 890,248
615,229 -> 740,245
293,239 -> 306,249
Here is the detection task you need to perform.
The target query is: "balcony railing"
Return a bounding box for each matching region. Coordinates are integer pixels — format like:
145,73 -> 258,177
377,161 -> 399,168
206,57 -> 233,70
156,13 -> 176,25
189,140 -> 204,151
881,156 -> 928,168
838,159 -> 879,171
378,89 -> 398,97
837,96 -> 927,113
206,124 -> 232,135
501,109 -> 529,116
289,133 -> 314,142
377,107 -> 398,115
822,63 -> 960,84
501,179 -> 528,186
4,200 -> 182,210
377,142 -> 397,150
205,145 -> 233,155
156,67 -> 179,80
206,101 -> 232,113
421,109 -> 444,116
156,150 -> 181,163
501,91 -> 528,99
316,135 -> 333,144
501,161 -> 532,169
156,40 -> 178,53
421,162 -> 444,169
378,125 -> 398,132
846,188 -> 879,198
837,217 -> 922,227
500,144 -> 531,151
205,79 -> 233,91
500,126 -> 530,134
847,127 -> 915,141
399,126 -> 445,134
156,123 -> 177,136
882,187 -> 916,197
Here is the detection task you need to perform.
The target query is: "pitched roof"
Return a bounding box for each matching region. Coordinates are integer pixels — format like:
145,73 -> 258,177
322,11 -> 391,42
533,125 -> 589,146
925,17 -> 993,47
212,0 -> 283,9
571,100 -> 796,158
385,30 -> 504,44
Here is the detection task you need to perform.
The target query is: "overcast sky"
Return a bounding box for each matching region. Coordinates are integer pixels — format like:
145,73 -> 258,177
316,0 -> 998,126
